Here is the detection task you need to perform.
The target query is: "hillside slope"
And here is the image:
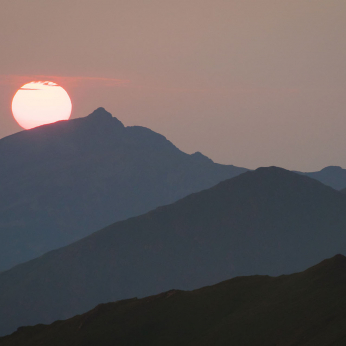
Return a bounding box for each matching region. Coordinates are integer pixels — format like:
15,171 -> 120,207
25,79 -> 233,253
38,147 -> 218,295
2,255 -> 346,346
1,167 -> 346,335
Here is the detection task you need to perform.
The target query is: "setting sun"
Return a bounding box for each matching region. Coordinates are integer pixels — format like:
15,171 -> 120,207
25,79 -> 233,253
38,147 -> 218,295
11,81 -> 72,129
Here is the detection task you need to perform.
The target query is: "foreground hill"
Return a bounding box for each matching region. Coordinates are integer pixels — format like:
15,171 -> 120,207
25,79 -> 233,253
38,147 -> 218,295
1,167 -> 346,336
0,107 -> 247,271
2,255 -> 346,346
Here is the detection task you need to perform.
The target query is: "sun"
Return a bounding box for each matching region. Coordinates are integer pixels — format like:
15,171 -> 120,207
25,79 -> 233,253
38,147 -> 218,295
11,81 -> 72,130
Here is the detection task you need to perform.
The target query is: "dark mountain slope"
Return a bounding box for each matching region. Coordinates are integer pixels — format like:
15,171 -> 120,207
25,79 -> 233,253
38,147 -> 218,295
0,107 -> 247,271
298,165 -> 346,190
2,255 -> 346,346
1,167 -> 346,336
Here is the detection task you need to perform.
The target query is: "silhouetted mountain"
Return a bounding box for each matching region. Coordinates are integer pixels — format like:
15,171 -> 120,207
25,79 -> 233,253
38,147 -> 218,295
2,255 -> 346,345
0,107 -> 247,271
298,165 -> 346,190
1,167 -> 346,336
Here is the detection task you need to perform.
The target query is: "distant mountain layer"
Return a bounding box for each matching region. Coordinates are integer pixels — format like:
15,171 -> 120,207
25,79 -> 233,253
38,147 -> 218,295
1,167 -> 346,336
2,255 -> 346,346
0,107 -> 247,271
298,165 -> 346,190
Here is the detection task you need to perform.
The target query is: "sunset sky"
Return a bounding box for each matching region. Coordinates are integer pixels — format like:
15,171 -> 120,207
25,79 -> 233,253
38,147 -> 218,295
1,0 -> 346,171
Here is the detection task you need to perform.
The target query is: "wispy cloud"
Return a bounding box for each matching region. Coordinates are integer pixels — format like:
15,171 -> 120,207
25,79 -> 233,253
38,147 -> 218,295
0,74 -> 130,87
0,74 -> 300,97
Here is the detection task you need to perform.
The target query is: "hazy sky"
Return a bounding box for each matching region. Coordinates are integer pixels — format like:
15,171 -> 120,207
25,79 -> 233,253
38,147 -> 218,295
1,0 -> 346,171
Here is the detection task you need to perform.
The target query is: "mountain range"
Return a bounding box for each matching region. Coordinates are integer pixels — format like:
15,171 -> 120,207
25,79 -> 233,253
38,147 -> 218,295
0,107 -> 247,271
1,108 -> 346,273
2,254 -> 346,345
1,167 -> 346,336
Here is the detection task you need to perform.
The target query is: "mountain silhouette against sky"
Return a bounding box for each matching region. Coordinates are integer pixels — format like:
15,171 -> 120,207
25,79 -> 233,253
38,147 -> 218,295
2,255 -> 346,345
1,108 -> 346,272
298,165 -> 346,190
0,107 -> 247,271
1,167 -> 346,335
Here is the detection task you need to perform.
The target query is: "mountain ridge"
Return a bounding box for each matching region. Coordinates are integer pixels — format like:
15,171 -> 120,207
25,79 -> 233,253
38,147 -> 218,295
2,255 -> 346,345
0,107 -> 346,271
0,107 -> 247,271
1,167 -> 346,335
298,165 -> 346,190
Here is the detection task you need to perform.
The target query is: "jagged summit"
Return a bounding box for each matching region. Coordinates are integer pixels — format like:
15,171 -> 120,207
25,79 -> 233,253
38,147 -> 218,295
87,107 -> 112,119
0,106 -> 247,274
86,107 -> 124,128
191,151 -> 214,163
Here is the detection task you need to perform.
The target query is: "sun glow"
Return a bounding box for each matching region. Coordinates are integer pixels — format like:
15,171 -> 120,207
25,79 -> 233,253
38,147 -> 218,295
12,81 -> 72,129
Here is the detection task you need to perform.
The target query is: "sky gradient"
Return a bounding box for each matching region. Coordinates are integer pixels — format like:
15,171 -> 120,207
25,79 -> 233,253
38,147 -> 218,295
1,0 -> 346,171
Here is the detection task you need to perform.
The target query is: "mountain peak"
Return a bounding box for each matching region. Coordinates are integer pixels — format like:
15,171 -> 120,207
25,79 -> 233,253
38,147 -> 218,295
86,107 -> 124,128
87,107 -> 112,118
321,166 -> 344,172
190,151 -> 214,163
245,166 -> 300,180
298,165 -> 346,190
255,166 -> 287,173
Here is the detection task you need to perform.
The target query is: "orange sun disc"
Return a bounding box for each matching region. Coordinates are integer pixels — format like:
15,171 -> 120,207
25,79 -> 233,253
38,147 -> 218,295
12,81 -> 72,130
